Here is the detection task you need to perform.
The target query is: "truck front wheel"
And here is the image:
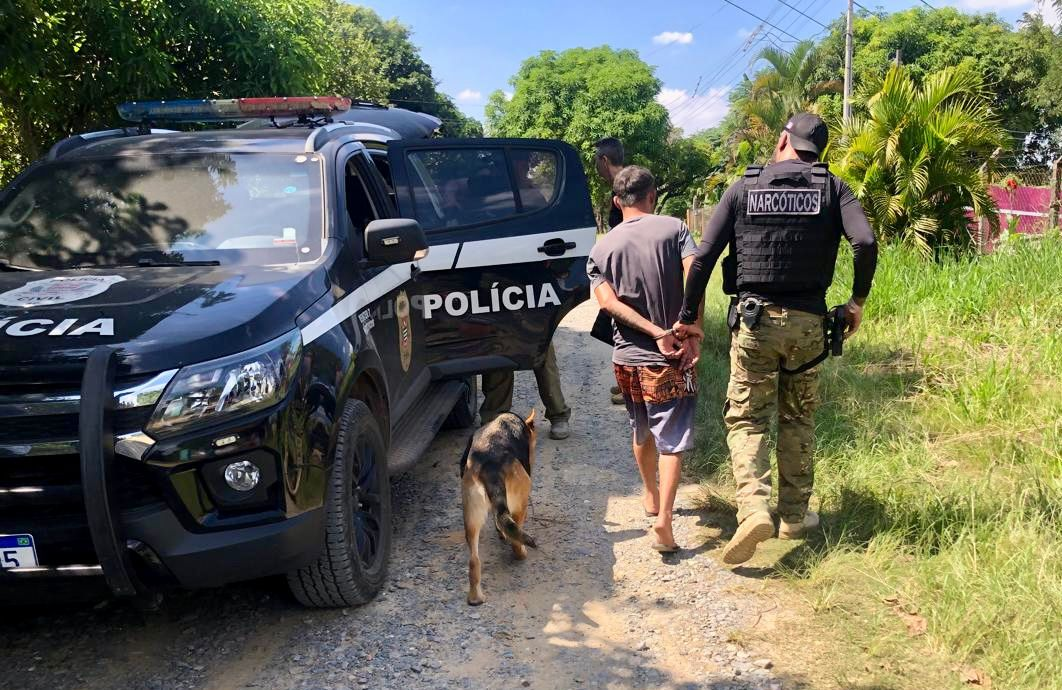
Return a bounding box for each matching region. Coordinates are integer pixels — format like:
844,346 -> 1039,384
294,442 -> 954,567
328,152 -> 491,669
288,399 -> 392,607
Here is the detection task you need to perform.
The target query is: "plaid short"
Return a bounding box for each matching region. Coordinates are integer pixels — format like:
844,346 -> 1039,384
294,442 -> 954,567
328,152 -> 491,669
613,363 -> 698,454
612,363 -> 697,404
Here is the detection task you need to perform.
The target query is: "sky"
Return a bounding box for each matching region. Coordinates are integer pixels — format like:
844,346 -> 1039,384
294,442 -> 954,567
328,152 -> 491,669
356,0 -> 1057,134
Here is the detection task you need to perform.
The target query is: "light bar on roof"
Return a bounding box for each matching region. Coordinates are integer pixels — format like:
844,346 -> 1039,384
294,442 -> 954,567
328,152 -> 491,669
117,97 -> 352,123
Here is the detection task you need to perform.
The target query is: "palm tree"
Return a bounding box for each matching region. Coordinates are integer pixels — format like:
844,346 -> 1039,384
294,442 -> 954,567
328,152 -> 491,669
738,40 -> 842,143
830,64 -> 1008,256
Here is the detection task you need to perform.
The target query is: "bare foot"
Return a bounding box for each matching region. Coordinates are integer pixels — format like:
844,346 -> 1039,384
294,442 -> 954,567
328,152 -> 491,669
643,492 -> 660,516
652,523 -> 677,549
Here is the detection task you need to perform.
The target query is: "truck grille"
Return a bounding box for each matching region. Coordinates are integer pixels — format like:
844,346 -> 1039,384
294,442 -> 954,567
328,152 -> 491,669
0,407 -> 152,444
0,375 -> 170,567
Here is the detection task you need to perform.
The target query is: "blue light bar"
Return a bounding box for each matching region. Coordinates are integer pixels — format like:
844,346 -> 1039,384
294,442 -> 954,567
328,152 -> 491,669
117,97 -> 352,123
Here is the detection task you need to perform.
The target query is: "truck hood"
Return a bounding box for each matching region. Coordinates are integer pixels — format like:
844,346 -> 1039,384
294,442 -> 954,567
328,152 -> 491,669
0,265 -> 328,376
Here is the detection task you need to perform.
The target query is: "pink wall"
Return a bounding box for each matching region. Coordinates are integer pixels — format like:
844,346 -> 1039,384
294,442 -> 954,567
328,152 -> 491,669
989,184 -> 1051,235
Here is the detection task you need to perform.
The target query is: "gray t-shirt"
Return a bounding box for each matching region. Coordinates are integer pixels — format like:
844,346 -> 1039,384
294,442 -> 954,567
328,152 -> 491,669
586,214 -> 697,365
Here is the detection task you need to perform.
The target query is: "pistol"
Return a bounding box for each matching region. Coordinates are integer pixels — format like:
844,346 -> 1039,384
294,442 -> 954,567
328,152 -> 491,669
829,305 -> 846,357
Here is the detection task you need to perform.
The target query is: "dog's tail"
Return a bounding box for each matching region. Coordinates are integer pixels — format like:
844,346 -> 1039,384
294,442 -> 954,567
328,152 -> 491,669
481,473 -> 537,549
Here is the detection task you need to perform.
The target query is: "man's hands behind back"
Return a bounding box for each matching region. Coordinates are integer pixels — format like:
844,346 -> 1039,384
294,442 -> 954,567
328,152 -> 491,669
670,322 -> 703,370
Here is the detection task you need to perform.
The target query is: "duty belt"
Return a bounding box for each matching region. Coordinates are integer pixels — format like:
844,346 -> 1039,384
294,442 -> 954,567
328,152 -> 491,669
727,298 -> 846,375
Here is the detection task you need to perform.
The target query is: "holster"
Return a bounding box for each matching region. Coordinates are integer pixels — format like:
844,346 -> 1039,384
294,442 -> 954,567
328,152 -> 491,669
779,305 -> 847,375
739,298 -> 765,331
726,297 -> 739,331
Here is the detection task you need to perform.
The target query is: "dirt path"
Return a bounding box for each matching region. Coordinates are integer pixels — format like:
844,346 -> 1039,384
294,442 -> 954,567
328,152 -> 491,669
2,301 -> 791,690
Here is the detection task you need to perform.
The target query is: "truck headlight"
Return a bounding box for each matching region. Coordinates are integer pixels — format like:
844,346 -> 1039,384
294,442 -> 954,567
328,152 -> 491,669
146,330 -> 302,438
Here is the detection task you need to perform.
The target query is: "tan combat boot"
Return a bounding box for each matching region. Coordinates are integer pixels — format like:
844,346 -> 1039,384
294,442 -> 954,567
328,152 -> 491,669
778,511 -> 820,540
721,511 -> 774,564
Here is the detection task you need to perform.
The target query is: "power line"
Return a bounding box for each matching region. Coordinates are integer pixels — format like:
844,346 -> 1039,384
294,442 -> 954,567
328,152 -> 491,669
719,0 -> 802,41
677,0 -> 828,125
668,0 -> 804,110
769,0 -> 829,28
661,0 -> 809,112
643,5 -> 727,60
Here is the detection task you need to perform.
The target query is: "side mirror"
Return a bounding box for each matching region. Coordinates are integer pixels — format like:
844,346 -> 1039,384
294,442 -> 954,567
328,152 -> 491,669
363,218 -> 429,266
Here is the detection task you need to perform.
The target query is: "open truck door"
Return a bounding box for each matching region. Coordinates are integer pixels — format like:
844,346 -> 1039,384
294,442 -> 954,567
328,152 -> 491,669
386,138 -> 595,378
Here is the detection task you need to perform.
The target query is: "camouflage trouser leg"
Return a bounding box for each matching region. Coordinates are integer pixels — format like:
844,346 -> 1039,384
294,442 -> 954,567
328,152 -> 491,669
777,366 -> 818,522
480,342 -> 570,424
724,307 -> 823,524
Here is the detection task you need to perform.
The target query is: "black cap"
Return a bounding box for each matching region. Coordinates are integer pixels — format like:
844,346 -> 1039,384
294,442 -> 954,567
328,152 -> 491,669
784,113 -> 828,156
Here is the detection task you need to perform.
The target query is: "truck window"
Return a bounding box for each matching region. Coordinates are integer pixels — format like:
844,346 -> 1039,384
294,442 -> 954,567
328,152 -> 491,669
344,160 -> 378,234
509,149 -> 558,213
0,153 -> 324,269
368,151 -> 397,209
406,149 -> 515,230
404,148 -> 559,231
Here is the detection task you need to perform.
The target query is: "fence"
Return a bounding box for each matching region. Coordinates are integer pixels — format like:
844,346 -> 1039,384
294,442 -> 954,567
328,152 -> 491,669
686,203 -> 715,238
974,169 -> 1058,252
684,163 -> 1061,252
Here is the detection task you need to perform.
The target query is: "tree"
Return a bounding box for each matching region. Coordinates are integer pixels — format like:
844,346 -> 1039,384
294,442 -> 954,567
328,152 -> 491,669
830,64 -> 1008,256
485,46 -> 670,224
814,7 -> 1060,159
0,1 -> 480,186
1025,13 -> 1062,133
346,6 -> 482,136
319,2 -> 390,104
0,0 -> 337,166
654,130 -> 716,218
737,40 -> 841,143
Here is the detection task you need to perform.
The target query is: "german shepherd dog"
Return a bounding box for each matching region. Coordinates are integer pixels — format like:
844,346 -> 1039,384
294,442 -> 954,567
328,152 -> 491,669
460,409 -> 538,605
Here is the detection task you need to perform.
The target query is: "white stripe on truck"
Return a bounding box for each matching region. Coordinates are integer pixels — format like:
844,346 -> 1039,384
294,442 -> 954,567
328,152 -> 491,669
299,226 -> 595,346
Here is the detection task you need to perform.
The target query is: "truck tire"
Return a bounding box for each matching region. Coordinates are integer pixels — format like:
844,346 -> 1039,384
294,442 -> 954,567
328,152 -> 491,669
288,399 -> 391,607
442,376 -> 477,429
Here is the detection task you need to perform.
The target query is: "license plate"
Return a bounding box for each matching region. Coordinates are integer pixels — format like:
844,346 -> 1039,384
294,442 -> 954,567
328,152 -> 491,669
0,534 -> 38,569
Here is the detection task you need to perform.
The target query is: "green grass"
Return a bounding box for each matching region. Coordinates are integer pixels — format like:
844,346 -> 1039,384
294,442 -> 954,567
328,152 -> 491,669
691,233 -> 1062,690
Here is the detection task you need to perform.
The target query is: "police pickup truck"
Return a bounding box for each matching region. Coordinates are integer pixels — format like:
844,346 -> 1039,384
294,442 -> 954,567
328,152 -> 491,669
0,97 -> 594,607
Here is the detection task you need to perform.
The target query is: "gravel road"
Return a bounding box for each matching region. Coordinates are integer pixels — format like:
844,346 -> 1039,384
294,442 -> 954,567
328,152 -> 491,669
2,301 -> 788,690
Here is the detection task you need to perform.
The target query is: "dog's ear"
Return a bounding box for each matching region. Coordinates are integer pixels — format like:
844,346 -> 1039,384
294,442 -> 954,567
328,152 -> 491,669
524,408 -> 536,430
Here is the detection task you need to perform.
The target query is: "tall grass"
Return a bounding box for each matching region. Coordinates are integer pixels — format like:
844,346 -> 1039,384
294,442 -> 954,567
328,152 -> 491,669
691,233 -> 1062,689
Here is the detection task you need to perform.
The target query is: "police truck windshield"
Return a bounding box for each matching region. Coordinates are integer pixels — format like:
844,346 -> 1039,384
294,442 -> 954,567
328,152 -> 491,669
0,153 -> 323,270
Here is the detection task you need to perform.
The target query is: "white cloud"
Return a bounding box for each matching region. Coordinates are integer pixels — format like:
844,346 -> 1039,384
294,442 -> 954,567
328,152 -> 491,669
945,0 -> 1057,26
456,88 -> 482,102
656,86 -> 731,134
652,31 -> 694,45
1036,0 -> 1061,27
503,91 -> 514,101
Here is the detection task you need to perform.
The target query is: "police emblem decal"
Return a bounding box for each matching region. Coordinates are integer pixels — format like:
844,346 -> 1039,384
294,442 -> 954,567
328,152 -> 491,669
396,290 -> 412,372
0,275 -> 126,308
746,188 -> 821,216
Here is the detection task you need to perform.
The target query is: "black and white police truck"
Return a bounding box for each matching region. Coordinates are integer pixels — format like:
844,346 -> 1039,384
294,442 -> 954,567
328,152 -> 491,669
0,97 -> 594,607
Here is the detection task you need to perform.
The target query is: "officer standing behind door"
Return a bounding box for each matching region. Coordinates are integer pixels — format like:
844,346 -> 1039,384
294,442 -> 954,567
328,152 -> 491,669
673,113 -> 878,565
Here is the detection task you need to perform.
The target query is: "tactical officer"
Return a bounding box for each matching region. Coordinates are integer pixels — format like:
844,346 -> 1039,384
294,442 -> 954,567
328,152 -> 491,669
673,113 -> 878,565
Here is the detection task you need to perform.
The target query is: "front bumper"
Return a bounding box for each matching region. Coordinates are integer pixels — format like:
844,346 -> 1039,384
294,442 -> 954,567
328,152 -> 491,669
1,504 -> 322,593
124,503 -> 322,588
0,346 -> 326,598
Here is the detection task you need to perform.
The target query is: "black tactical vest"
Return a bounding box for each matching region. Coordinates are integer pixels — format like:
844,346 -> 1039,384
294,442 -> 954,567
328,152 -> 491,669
734,162 -> 839,294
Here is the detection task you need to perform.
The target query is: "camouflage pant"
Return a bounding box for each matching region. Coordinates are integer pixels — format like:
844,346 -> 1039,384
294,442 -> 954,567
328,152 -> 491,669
725,305 -> 824,524
480,342 -> 571,424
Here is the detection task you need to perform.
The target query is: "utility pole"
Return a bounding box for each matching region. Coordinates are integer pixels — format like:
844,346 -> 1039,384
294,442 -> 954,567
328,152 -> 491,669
843,0 -> 854,121
894,48 -> 902,67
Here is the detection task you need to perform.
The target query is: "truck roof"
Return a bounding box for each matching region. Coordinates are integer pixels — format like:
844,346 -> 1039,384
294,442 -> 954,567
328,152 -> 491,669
49,105 -> 442,161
